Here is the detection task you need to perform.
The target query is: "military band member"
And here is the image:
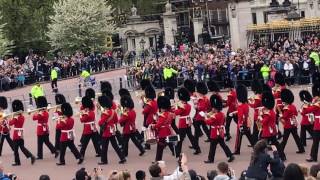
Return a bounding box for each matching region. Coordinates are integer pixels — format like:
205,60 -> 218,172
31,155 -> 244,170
98,96 -> 126,165
164,87 -> 178,134
224,79 -> 238,141
233,84 -> 254,155
85,88 -> 96,101
279,89 -> 305,154
9,100 -> 36,166
56,103 -> 83,165
207,80 -> 222,100
53,94 -> 66,151
175,88 -> 201,157
204,94 -> 234,164
273,73 -> 286,139
32,96 -> 58,160
0,96 -> 14,156
119,95 -> 145,157
299,90 -> 314,146
79,96 -> 101,158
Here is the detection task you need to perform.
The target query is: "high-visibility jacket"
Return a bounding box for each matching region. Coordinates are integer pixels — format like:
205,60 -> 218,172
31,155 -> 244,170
81,70 -> 90,79
260,65 -> 270,78
163,67 -> 177,80
51,69 -> 58,80
310,52 -> 320,66
31,85 -> 44,99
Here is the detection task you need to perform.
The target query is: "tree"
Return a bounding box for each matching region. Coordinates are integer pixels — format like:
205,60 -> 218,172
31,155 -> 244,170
0,15 -> 13,57
47,0 -> 116,54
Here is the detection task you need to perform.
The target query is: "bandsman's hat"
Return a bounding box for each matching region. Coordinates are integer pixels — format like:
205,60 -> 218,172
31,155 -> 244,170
157,96 -> 171,110
98,96 -> 112,109
55,94 -> 66,105
312,84 -> 320,97
120,95 -> 134,109
178,88 -> 190,102
119,88 -> 131,98
36,96 -> 48,108
61,103 -> 73,117
280,89 -> 294,104
262,92 -> 275,110
0,96 -> 8,109
275,73 -> 285,86
196,82 -> 208,95
236,84 -> 248,103
140,79 -> 151,90
299,90 -> 312,103
145,85 -> 156,99
81,96 -> 94,110
100,81 -> 112,92
183,79 -> 196,93
12,100 -> 24,112
165,87 -> 174,100
207,80 -> 220,92
251,79 -> 263,94
85,88 -> 95,100
210,94 -> 223,111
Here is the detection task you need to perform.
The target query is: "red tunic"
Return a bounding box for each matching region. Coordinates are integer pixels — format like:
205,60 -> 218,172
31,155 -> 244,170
142,100 -> 158,126
174,102 -> 191,129
98,109 -> 118,138
9,114 -> 25,140
194,96 -> 210,121
237,103 -> 250,128
249,94 -> 262,122
300,104 -> 313,126
281,104 -> 298,129
302,98 -> 320,131
261,109 -> 277,138
226,89 -> 237,113
54,110 -> 63,130
0,119 -> 9,134
56,117 -> 75,142
154,111 -> 172,138
273,86 -> 286,110
80,110 -> 97,135
118,109 -> 136,135
205,112 -> 225,139
32,111 -> 50,136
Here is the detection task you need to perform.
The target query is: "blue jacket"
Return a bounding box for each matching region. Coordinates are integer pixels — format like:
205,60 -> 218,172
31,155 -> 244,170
0,173 -> 10,180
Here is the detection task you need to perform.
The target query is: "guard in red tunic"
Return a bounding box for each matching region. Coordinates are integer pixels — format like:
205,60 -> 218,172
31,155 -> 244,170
79,96 -> 101,158
32,96 -> 57,160
142,85 -> 158,150
279,89 -> 305,154
165,87 -> 178,134
273,73 -> 286,139
305,84 -> 320,162
224,79 -> 238,141
56,103 -> 83,165
259,92 -> 286,161
299,90 -> 314,146
0,96 -> 14,156
85,88 -> 96,100
151,96 -> 174,161
98,96 -> 126,165
248,80 -> 263,144
119,95 -> 145,157
175,87 -> 201,156
204,94 -> 234,164
193,82 -> 210,145
9,100 -> 36,166
53,94 -> 66,151
233,84 -> 254,155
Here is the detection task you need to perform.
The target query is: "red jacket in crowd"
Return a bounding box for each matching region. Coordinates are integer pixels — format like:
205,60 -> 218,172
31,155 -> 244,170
237,103 -> 250,128
302,97 -> 320,131
300,104 -> 314,126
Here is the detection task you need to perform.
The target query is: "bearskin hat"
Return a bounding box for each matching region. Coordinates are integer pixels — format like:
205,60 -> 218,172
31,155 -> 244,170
312,72 -> 320,85
196,82 -> 208,95
299,90 -> 313,103
281,89 -> 294,104
183,79 -> 196,93
0,96 -> 8,109
98,96 -> 112,109
140,79 -> 151,90
85,88 -> 95,99
225,78 -> 234,88
236,84 -> 248,103
262,83 -> 272,94
165,87 -> 174,100
12,100 -> 24,112
207,80 -> 220,92
100,81 -> 112,92
157,96 -> 171,110
178,88 -> 190,102
81,96 -> 94,110
55,94 -> 66,105
36,96 -> 48,108
119,88 -> 131,98
61,103 -> 73,117
275,72 -> 285,86
120,95 -> 134,109
145,85 -> 156,99
102,89 -> 114,101
262,92 -> 275,110
210,94 -> 223,111
312,84 -> 320,97
251,79 -> 263,94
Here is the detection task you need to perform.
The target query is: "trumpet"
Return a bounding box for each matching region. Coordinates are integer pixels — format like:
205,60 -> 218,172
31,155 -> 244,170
47,105 -> 62,111
2,111 -> 24,119
27,107 -> 48,115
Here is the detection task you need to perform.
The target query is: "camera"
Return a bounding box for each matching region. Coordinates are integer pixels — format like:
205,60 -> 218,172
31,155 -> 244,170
166,135 -> 180,143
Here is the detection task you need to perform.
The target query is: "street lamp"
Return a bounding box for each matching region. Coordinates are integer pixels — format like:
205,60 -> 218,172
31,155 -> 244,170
139,39 -> 146,64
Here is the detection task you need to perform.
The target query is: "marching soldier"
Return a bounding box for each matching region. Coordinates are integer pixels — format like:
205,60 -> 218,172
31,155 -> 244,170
85,88 -> 96,101
9,100 -> 36,166
279,89 -> 305,154
56,103 -> 83,165
0,96 -> 14,156
273,73 -> 286,139
207,80 -> 222,100
32,96 -> 58,160
233,84 -> 254,155
118,95 -> 145,157
299,90 -> 314,146
259,92 -> 286,161
193,82 -> 210,144
98,95 -> 126,165
204,94 -> 234,163
224,79 -> 238,141
174,88 -> 201,157
79,96 -> 101,158
53,94 -> 66,151
164,87 -> 178,134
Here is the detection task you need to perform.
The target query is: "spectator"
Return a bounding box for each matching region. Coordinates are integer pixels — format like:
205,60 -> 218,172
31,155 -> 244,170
0,162 -> 10,180
283,163 -> 305,180
135,170 -> 145,180
299,164 -> 310,178
207,170 -> 218,180
310,164 -> 320,179
214,162 -> 236,180
108,170 -> 130,180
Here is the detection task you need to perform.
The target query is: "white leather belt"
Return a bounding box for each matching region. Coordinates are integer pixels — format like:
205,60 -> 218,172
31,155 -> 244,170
61,129 -> 74,133
84,122 -> 95,125
179,116 -> 190,119
13,128 -> 24,131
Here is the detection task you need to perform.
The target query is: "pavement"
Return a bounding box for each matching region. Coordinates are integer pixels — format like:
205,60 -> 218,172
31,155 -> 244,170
0,69 -> 318,179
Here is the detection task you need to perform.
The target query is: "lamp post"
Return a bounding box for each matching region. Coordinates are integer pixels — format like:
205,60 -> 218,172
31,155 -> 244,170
139,39 -> 146,64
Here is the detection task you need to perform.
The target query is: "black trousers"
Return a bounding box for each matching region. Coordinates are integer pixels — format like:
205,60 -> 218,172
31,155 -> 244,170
281,128 -> 305,152
37,134 -> 56,158
0,133 -> 14,155
193,120 -> 210,144
51,78 -> 57,89
55,129 -> 61,150
208,137 -> 232,162
261,136 -> 286,161
80,132 -> 101,157
225,113 -> 238,137
300,125 -> 313,146
176,127 -> 200,157
310,130 -> 320,161
13,139 -> 33,164
122,133 -> 144,157
234,126 -> 254,153
59,140 -> 81,163
100,136 -> 124,163
171,120 -> 179,134
155,138 -> 176,161
252,122 -> 259,145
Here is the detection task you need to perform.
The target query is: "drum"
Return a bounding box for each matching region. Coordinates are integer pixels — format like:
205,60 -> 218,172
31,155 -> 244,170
144,128 -> 157,145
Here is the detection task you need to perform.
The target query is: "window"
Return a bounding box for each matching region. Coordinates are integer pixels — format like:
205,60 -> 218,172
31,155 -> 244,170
263,12 -> 267,23
149,37 -> 154,47
301,11 -> 305,18
252,12 -> 257,24
132,38 -> 136,49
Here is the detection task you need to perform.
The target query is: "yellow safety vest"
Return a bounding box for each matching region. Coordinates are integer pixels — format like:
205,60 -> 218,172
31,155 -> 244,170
31,85 -> 44,99
81,70 -> 90,78
51,69 -> 58,80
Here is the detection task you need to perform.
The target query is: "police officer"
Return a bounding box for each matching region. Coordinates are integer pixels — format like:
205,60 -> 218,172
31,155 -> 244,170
31,83 -> 45,105
51,67 -> 58,92
0,96 -> 14,156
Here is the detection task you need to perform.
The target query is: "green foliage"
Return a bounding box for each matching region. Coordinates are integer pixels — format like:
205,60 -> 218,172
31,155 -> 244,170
0,21 -> 14,57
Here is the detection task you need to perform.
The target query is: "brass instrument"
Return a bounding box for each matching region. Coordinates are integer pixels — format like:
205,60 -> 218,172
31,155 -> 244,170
27,107 -> 47,115
47,105 -> 62,111
135,91 -> 147,104
2,111 -> 24,119
75,96 -> 82,104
